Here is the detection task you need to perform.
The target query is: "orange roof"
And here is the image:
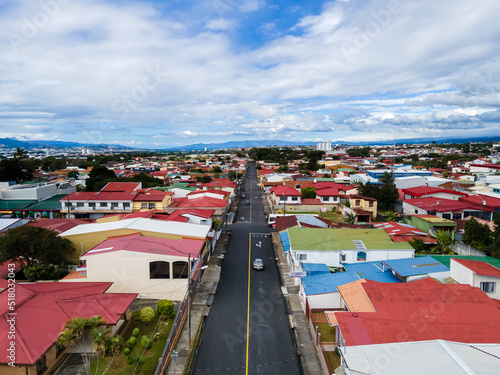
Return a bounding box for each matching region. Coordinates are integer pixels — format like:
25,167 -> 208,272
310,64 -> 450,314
62,269 -> 88,280
337,279 -> 375,312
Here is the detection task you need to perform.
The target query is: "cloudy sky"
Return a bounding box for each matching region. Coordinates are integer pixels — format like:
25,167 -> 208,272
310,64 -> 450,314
0,0 -> 499,148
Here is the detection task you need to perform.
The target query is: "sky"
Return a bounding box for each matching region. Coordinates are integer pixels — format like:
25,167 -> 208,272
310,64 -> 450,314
0,0 -> 500,148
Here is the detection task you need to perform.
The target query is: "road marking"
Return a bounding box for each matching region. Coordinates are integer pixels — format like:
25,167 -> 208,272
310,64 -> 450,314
246,232 -> 251,375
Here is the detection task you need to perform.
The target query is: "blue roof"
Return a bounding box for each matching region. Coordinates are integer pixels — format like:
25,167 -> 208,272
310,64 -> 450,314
303,271 -> 359,295
302,263 -> 331,275
343,261 -> 401,283
279,231 -> 291,252
384,256 -> 450,277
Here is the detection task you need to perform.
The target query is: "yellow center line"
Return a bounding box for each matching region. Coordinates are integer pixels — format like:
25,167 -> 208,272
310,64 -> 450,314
246,233 -> 252,374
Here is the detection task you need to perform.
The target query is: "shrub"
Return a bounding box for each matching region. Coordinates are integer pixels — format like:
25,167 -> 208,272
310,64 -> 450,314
140,306 -> 155,324
127,336 -> 136,348
124,347 -> 131,356
132,328 -> 140,337
141,335 -> 152,350
126,354 -> 136,365
157,300 -> 175,320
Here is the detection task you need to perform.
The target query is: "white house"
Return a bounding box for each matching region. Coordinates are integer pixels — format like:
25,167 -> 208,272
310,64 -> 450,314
450,258 -> 500,300
65,233 -> 205,300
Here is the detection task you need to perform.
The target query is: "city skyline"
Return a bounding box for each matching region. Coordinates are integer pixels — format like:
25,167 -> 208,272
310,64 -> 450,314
1,0 -> 500,148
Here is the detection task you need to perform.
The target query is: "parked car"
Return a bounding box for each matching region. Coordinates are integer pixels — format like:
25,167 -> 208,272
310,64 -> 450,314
242,194 -> 246,198
245,200 -> 250,205
253,258 -> 264,270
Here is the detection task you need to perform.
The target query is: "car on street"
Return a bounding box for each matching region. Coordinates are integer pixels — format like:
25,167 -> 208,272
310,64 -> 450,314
253,258 -> 264,270
242,193 -> 246,198
245,200 -> 250,205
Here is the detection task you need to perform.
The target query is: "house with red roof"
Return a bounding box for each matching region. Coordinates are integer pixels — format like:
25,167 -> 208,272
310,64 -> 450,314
450,258 -> 500,300
333,278 -> 500,347
0,282 -> 136,374
403,196 -> 494,221
64,233 -> 205,300
402,186 -> 468,200
166,196 -> 228,219
269,185 -> 302,209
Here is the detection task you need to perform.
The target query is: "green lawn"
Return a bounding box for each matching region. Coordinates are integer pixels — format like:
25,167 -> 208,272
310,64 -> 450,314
90,312 -> 173,375
319,211 -> 345,223
316,323 -> 336,342
325,351 -> 341,372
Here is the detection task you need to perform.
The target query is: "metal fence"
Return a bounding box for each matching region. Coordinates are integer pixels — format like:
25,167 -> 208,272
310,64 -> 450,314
154,291 -> 189,375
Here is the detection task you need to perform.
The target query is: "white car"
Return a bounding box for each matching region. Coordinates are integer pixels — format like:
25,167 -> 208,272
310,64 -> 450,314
253,258 -> 264,270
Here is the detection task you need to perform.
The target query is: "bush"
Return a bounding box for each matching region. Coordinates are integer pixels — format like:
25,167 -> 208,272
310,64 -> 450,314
140,307 -> 155,324
127,336 -> 136,348
157,300 -> 174,319
132,328 -> 140,337
126,354 -> 136,365
23,264 -> 58,281
141,335 -> 152,350
124,347 -> 131,356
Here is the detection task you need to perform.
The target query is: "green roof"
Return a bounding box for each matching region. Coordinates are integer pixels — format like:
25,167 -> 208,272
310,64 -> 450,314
287,227 -> 413,251
27,195 -> 67,210
416,255 -> 500,269
165,183 -> 196,191
0,199 -> 37,210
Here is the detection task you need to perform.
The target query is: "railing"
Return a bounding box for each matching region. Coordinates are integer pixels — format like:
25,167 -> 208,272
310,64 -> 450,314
154,292 -> 189,375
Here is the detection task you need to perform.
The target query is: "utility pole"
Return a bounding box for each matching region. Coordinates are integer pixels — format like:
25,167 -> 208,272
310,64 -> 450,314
188,253 -> 191,348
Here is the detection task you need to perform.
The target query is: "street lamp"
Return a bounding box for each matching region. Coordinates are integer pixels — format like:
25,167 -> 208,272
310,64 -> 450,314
172,350 -> 178,374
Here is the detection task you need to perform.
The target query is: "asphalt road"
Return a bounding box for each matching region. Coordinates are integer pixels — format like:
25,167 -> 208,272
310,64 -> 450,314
193,163 -> 300,375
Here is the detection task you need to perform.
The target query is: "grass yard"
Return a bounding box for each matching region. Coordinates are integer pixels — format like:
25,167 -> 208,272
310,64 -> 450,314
316,323 -> 336,342
325,350 -> 341,371
319,211 -> 345,223
90,312 -> 173,375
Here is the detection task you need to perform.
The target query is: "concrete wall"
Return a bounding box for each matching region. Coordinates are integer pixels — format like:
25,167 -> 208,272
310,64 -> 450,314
1,182 -> 75,200
306,292 -> 343,310
84,250 -> 190,300
450,259 -> 500,300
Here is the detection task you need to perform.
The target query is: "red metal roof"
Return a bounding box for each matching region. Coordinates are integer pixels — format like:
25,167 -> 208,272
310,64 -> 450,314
100,182 -> 141,192
84,233 -> 204,258
403,197 -> 493,212
402,186 -> 468,198
335,278 -> 500,346
27,218 -> 93,233
0,282 -> 136,365
169,196 -> 227,208
132,191 -> 172,202
459,194 -> 500,208
315,188 -> 341,196
302,198 -> 321,205
453,259 -> 500,278
269,185 -> 302,196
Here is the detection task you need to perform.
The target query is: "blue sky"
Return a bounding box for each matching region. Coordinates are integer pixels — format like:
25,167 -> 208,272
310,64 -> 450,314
0,0 -> 500,148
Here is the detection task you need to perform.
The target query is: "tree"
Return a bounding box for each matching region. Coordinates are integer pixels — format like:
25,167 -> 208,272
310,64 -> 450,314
431,230 -> 455,254
0,226 -> 75,269
492,214 -> 500,258
85,165 -> 117,191
157,299 -> 175,320
378,172 -> 399,209
57,315 -> 106,374
23,263 -> 58,281
462,218 -> 493,252
345,213 -> 357,224
301,187 -> 316,199
140,306 -> 155,324
408,238 -> 428,253
13,147 -> 27,160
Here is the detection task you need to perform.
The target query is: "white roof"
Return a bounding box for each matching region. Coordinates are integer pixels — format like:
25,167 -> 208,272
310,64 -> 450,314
60,217 -> 210,239
0,218 -> 22,232
341,340 -> 500,375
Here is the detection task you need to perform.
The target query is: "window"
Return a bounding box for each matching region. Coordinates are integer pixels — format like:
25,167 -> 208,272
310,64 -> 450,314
340,253 -> 346,262
149,203 -> 156,209
141,203 -> 148,209
480,282 -> 495,293
36,355 -> 47,375
100,202 -> 107,207
297,254 -> 307,261
442,213 -> 452,219
291,196 -> 298,201
415,210 -> 418,214
323,197 -> 330,202
357,251 -> 367,261
111,202 -> 119,208
355,200 -> 360,206
76,202 -> 84,207
88,202 -> 96,208
369,201 -> 373,207
64,202 -> 71,207
172,261 -> 189,278
453,213 -> 462,220
428,211 -> 436,216
123,202 -> 130,208
150,261 -> 170,279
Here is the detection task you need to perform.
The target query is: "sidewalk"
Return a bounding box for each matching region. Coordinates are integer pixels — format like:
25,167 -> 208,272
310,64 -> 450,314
164,232 -> 227,374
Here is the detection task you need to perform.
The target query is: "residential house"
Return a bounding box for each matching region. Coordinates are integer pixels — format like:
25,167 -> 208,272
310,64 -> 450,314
280,227 -> 414,269
373,221 -> 436,244
269,185 -> 302,210
64,233 -> 205,300
450,258 -> 500,300
333,278 -> 500,347
410,215 -> 457,234
347,195 -> 377,222
402,197 -> 493,221
0,282 -> 136,375
383,256 -> 450,282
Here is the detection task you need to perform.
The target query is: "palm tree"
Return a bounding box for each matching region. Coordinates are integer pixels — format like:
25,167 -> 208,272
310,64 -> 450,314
13,147 -> 27,160
385,211 -> 397,221
431,230 -> 454,254
346,212 -> 357,224
378,171 -> 395,185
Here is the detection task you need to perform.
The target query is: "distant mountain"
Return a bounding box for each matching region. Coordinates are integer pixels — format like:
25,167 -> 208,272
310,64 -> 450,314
164,140 -> 316,151
0,137 -> 131,150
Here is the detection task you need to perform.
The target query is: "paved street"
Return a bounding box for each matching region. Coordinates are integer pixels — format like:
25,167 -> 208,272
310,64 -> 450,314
193,163 -> 300,374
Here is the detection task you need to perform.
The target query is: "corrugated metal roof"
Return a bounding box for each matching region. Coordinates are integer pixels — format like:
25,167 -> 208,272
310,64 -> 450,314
384,256 -> 450,277
343,261 -> 401,283
341,340 -> 500,375
303,272 -> 359,295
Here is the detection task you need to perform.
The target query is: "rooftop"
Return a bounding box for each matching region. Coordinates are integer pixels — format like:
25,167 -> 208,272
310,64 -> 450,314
384,256 -> 450,277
